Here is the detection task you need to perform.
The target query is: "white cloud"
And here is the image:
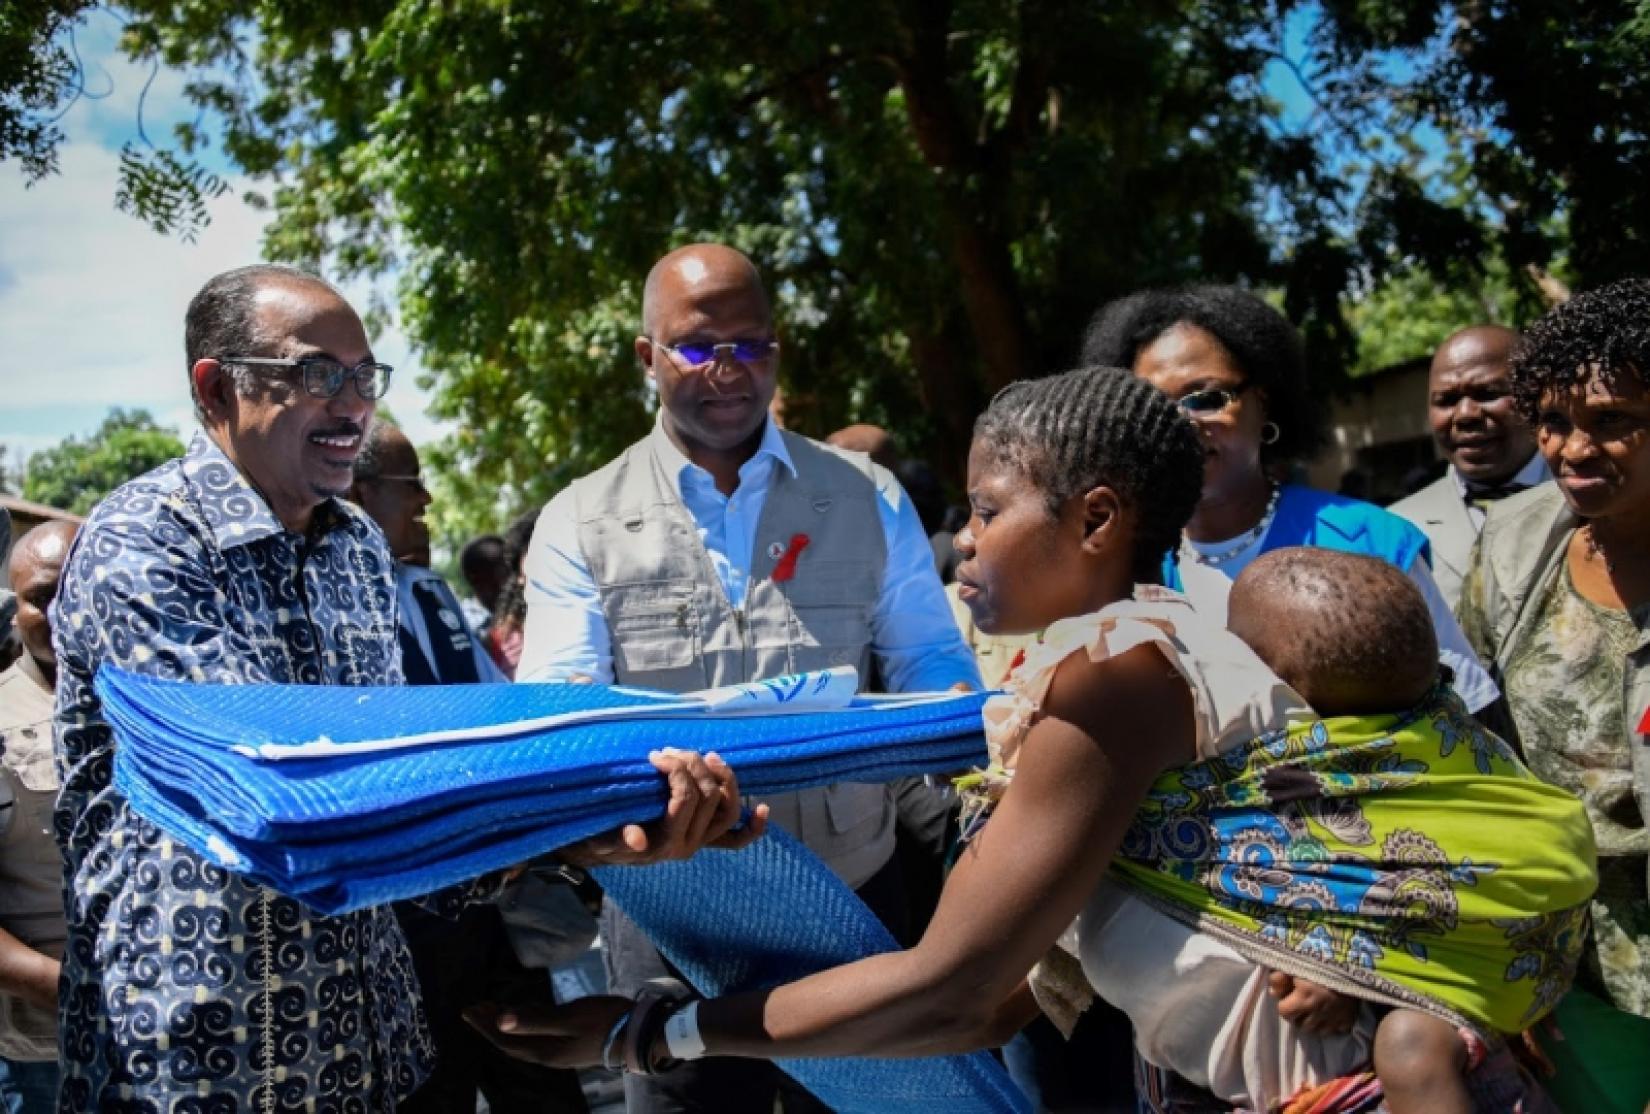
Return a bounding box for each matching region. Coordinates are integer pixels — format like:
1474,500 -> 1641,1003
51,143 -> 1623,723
0,143 -> 268,411
0,121 -> 449,462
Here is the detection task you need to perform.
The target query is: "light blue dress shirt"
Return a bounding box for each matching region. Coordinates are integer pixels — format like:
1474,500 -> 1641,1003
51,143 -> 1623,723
519,419 -> 981,694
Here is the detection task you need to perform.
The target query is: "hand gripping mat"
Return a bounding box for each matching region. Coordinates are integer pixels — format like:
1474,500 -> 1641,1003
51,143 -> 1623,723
593,826 -> 1029,1114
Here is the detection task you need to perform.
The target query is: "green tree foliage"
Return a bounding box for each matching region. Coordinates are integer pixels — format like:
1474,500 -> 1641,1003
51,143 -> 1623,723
1312,0 -> 1650,288
1343,259 -> 1530,377
0,0 -> 89,179
107,0 -> 1366,545
23,408 -> 185,515
2,3 -> 228,239
11,2 -> 1649,544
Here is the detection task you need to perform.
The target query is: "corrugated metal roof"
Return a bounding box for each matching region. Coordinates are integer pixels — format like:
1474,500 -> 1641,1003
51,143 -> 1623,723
0,494 -> 85,524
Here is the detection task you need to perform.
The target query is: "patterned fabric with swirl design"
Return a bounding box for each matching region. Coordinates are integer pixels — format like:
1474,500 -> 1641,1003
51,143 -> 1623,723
1112,688 -> 1599,1035
50,433 -> 452,1112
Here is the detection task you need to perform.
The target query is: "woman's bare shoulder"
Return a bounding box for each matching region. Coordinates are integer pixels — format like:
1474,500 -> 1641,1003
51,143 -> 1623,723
1038,640 -> 1196,772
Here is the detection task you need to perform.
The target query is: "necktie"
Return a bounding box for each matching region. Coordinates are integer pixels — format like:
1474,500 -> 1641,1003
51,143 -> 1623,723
1465,481 -> 1530,512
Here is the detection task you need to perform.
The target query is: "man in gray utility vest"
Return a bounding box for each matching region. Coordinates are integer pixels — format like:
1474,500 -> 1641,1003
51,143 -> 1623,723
519,242 -> 980,1112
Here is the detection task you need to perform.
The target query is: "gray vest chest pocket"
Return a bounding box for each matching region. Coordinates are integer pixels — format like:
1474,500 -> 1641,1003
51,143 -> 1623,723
779,560 -> 875,654
606,583 -> 699,672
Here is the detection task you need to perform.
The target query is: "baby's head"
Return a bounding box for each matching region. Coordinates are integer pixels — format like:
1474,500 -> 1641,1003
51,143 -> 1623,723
1228,548 -> 1439,717
958,366 -> 1203,633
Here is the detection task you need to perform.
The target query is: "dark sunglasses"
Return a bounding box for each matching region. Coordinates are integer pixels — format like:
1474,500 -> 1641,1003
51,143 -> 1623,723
651,339 -> 779,367
1176,383 -> 1251,417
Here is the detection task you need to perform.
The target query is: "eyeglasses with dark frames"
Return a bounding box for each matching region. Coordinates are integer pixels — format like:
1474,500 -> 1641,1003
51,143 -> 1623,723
648,339 -> 779,368
221,356 -> 393,400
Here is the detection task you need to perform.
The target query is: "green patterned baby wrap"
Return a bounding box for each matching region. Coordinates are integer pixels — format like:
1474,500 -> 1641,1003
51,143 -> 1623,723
1112,686 -> 1598,1034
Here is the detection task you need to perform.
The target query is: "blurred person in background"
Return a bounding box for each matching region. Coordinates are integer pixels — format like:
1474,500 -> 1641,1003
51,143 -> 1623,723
1391,324 -> 1546,611
350,421 -> 504,686
485,508 -> 540,679
0,522 -> 76,1113
825,422 -> 900,471
1082,284 -> 1499,719
0,508 -> 14,671
460,533 -> 510,632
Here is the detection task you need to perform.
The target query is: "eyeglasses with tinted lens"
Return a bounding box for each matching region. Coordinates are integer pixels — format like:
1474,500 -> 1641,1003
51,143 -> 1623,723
1175,384 -> 1248,417
222,356 -> 393,400
366,472 -> 429,494
652,339 -> 779,367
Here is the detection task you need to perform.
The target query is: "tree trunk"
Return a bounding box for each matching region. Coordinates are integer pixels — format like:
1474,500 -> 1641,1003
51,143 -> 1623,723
908,325 -> 983,490
890,0 -> 1036,397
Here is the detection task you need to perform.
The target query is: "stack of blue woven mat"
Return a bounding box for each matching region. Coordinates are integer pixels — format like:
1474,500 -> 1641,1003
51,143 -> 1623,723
96,665 -> 992,913
96,665 -> 1031,1113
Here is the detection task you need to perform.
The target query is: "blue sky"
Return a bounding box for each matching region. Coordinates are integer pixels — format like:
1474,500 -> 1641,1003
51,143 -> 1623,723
0,11 -> 445,474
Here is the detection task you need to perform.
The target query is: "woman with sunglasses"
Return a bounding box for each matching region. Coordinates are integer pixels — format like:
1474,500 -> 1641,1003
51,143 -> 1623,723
1081,285 -> 1498,718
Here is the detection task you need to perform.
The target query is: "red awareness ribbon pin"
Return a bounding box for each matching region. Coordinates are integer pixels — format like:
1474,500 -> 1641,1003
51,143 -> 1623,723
771,533 -> 811,583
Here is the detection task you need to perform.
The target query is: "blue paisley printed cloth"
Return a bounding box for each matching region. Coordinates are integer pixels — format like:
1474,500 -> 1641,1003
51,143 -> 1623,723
51,433 -> 468,1112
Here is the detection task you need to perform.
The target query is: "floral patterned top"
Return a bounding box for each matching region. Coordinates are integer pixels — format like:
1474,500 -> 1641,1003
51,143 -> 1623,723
1466,554 -> 1650,1015
51,433 -> 460,1111
981,585 -> 1310,772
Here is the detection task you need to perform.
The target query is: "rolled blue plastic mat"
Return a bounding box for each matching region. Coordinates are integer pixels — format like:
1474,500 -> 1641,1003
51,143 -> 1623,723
96,664 -> 1029,1112
594,828 -> 1030,1113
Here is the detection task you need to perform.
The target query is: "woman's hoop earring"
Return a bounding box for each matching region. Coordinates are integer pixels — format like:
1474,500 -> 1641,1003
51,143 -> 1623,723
1261,422 -> 1281,445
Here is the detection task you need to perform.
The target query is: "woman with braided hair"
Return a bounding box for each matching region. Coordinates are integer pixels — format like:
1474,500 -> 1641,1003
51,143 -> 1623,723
470,366 -> 1587,1112
1081,285 -> 1500,720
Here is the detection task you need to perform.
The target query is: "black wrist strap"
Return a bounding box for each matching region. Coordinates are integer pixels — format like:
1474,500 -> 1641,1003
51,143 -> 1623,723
624,978 -> 694,1075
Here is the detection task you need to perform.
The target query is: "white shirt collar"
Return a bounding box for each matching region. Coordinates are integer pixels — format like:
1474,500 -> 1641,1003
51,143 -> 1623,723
648,415 -> 797,499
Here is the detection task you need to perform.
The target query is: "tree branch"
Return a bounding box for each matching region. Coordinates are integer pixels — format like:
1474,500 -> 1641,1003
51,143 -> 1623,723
995,0 -> 1052,156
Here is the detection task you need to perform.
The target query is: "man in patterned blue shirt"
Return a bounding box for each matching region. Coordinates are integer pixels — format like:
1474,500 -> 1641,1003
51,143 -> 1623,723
49,264 -> 754,1111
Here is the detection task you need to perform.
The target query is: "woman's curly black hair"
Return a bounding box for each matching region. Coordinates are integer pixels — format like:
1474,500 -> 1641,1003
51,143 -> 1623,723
1510,278 -> 1650,425
973,366 -> 1205,582
1079,285 -> 1330,468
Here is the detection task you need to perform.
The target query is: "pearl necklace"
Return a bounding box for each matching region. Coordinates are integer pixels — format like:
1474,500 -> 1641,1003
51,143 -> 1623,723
1180,485 -> 1282,565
